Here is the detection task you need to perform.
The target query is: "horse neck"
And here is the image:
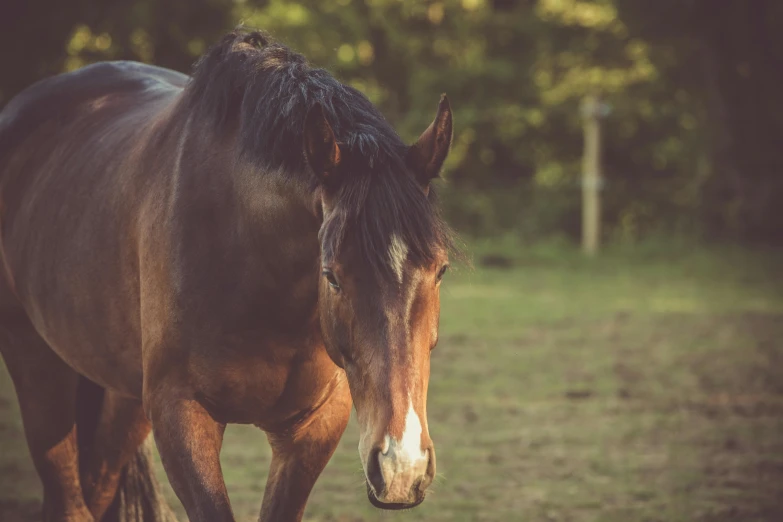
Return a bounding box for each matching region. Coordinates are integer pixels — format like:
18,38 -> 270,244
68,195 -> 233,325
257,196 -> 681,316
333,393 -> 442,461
171,110 -> 319,226
167,117 -> 323,320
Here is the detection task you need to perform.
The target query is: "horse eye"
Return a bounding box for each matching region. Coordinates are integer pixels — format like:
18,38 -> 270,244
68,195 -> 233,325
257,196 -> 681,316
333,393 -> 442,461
322,269 -> 341,291
436,264 -> 449,282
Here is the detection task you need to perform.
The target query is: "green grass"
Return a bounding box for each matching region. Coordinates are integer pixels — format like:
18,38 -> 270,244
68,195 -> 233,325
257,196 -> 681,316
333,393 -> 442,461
2,241 -> 783,521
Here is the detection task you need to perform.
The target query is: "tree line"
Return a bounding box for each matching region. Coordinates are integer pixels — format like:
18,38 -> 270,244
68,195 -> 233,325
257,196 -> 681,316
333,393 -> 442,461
2,0 -> 780,244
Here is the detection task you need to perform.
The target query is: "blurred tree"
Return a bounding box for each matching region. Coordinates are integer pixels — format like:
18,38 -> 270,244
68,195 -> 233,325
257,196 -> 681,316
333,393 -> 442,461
616,0 -> 783,242
0,0 -> 234,105
0,0 -> 93,104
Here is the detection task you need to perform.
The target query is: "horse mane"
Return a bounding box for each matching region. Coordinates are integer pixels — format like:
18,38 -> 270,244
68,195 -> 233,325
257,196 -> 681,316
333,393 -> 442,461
182,28 -> 455,277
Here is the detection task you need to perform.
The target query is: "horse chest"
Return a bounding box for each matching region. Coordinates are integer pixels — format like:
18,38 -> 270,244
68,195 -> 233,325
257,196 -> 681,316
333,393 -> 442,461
187,339 -> 342,427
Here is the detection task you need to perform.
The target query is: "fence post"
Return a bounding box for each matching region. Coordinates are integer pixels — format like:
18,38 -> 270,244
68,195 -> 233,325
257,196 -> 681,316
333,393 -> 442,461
581,94 -> 604,256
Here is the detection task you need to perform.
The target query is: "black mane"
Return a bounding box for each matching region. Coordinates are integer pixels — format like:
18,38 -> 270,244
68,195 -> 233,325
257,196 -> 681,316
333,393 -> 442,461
183,29 -> 454,277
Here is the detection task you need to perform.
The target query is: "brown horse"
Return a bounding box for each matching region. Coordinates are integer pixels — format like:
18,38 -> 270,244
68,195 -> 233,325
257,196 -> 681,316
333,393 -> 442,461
0,29 -> 454,521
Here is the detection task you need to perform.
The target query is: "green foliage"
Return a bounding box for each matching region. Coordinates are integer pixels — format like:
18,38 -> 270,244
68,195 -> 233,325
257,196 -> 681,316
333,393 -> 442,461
2,0 -> 781,244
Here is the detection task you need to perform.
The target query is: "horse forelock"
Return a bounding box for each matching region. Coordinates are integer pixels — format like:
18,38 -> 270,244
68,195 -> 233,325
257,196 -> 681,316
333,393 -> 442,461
323,163 -> 454,280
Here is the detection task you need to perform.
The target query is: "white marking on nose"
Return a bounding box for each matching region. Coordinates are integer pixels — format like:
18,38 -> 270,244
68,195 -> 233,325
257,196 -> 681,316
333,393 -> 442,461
376,398 -> 428,502
388,233 -> 408,284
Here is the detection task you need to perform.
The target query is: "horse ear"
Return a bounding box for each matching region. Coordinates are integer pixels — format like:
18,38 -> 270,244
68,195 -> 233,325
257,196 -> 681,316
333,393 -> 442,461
407,94 -> 453,186
303,103 -> 342,185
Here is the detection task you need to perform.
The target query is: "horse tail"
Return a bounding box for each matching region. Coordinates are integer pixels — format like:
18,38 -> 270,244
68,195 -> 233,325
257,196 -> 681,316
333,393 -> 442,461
75,376 -> 178,522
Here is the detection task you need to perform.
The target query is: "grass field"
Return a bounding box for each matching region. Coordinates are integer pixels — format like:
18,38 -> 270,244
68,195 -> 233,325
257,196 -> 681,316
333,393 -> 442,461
2,240 -> 783,521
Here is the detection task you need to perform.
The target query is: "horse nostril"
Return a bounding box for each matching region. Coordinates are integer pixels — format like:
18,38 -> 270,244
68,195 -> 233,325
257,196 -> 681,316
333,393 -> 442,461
366,446 -> 385,497
421,446 -> 436,491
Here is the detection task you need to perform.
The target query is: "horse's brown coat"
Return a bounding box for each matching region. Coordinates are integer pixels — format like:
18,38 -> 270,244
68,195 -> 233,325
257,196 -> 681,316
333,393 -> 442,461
0,30 -> 453,521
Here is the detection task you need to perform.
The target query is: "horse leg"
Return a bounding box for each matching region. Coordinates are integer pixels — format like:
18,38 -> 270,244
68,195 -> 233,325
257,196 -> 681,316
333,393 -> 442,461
79,388 -> 152,520
146,393 -> 233,521
260,376 -> 352,522
0,320 -> 94,522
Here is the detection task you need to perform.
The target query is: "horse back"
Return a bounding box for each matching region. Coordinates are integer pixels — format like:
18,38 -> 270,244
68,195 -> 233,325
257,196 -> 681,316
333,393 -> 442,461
3,63 -> 183,165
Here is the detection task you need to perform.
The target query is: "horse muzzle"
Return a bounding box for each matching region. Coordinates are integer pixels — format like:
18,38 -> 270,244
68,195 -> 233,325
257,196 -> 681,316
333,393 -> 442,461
363,441 -> 435,509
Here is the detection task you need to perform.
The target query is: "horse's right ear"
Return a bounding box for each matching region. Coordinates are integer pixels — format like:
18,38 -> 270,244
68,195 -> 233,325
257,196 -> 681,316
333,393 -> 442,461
303,103 -> 342,186
406,94 -> 453,188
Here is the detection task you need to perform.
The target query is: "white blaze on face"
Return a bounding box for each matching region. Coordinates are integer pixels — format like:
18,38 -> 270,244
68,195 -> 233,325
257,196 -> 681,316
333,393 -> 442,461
388,233 -> 409,284
376,398 -> 428,501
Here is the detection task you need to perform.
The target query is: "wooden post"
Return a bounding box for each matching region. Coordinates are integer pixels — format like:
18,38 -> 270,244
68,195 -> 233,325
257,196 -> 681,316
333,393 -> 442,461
581,94 -> 604,256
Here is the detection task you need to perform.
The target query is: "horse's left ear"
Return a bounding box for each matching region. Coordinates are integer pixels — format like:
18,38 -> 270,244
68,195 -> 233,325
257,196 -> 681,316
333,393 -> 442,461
304,103 -> 342,186
407,94 -> 453,187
